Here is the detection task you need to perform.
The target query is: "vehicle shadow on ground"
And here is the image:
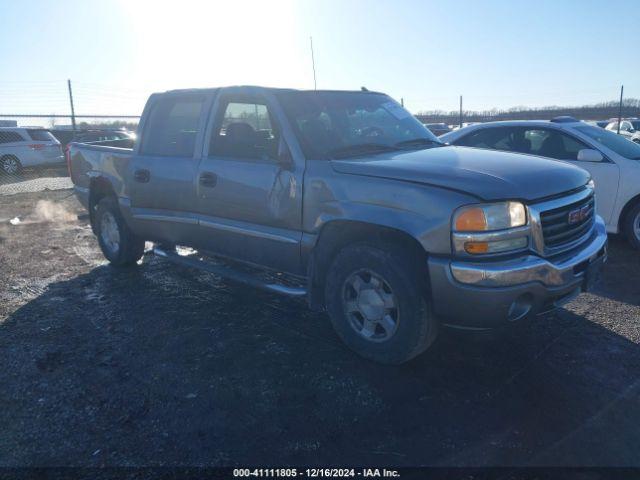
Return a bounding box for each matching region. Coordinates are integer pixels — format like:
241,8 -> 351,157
0,257 -> 639,467
593,235 -> 640,307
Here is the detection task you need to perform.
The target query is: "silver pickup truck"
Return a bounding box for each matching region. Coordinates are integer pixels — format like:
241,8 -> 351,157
68,86 -> 607,364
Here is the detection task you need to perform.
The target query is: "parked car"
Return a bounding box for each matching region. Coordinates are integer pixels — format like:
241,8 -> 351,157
441,117 -> 640,248
585,120 -> 609,129
68,87 -> 606,364
50,128 -> 136,149
605,119 -> 640,143
423,123 -> 451,136
0,127 -> 64,174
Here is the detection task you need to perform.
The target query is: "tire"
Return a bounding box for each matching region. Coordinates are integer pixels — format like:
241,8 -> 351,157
0,155 -> 22,175
622,201 -> 640,250
324,242 -> 438,364
94,196 -> 145,266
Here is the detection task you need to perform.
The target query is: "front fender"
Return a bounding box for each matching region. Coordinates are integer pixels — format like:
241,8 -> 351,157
302,165 -> 476,255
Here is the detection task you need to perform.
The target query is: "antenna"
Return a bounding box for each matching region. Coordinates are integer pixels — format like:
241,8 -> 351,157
310,36 -> 317,90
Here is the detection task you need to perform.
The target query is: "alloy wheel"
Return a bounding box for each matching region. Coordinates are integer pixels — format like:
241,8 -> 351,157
2,157 -> 19,174
342,269 -> 399,342
100,211 -> 121,255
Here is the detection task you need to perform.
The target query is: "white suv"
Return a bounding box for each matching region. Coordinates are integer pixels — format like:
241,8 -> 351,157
0,127 -> 64,175
441,117 -> 640,248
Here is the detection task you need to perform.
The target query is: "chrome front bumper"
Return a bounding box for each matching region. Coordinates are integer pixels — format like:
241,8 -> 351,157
427,216 -> 607,330
450,216 -> 607,287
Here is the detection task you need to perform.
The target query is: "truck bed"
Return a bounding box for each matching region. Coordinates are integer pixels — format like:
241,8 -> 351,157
67,140 -> 133,195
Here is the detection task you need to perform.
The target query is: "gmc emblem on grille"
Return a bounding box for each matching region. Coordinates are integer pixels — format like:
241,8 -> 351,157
568,205 -> 590,224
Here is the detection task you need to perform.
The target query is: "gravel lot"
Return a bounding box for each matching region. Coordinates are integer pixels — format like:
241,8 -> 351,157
0,166 -> 72,197
0,179 -> 639,467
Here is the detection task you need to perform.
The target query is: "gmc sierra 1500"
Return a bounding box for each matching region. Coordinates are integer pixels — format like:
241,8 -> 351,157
69,86 -> 607,364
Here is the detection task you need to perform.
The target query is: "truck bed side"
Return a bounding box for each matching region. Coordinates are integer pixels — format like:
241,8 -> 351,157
68,142 -> 134,210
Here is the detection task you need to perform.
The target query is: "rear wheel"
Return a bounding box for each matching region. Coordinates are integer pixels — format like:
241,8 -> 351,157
94,196 -> 145,266
623,201 -> 640,250
1,155 -> 22,175
325,242 -> 437,364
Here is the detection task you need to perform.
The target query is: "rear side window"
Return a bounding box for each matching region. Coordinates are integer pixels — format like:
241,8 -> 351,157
27,129 -> 56,142
140,95 -> 205,157
455,127 -> 514,149
0,131 -> 25,144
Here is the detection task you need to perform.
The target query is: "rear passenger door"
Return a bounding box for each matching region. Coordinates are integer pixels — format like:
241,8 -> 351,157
128,92 -> 213,244
194,88 -> 304,274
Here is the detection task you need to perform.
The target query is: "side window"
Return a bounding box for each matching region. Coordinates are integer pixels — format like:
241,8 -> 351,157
27,129 -> 56,142
0,131 -> 25,144
529,129 -> 587,160
456,127 -> 514,150
209,100 -> 278,159
140,95 -> 205,157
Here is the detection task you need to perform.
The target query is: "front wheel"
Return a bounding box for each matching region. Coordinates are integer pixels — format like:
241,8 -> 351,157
623,201 -> 640,250
324,243 -> 437,364
94,196 -> 145,266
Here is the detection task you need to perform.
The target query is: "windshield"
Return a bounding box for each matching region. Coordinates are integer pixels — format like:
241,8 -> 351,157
276,91 -> 442,159
574,125 -> 640,159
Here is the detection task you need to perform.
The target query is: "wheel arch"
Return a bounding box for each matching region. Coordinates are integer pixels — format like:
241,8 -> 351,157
306,220 -> 429,311
618,192 -> 640,234
88,176 -> 118,233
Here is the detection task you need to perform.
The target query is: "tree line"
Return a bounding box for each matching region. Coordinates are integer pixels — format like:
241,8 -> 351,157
415,98 -> 640,124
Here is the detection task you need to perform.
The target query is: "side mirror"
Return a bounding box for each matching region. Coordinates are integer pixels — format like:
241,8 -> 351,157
277,136 -> 294,168
577,148 -> 604,162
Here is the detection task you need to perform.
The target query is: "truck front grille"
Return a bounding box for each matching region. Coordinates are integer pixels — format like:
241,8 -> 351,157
540,192 -> 595,250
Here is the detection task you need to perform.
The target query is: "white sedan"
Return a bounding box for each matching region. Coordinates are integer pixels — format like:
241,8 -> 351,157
441,117 -> 640,249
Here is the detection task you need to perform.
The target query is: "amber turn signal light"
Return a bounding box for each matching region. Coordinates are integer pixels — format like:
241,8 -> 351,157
455,207 -> 487,231
464,242 -> 490,254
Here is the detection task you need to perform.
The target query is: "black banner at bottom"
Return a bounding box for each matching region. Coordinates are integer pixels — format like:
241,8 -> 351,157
0,467 -> 639,480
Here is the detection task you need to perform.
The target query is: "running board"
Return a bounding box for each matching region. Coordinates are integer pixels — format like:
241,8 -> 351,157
152,247 -> 307,297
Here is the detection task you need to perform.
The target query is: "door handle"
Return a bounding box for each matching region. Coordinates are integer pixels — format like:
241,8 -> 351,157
134,169 -> 150,183
199,172 -> 217,188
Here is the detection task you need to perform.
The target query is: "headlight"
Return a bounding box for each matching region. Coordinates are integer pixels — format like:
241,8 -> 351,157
452,201 -> 529,255
587,179 -> 595,189
454,201 -> 526,232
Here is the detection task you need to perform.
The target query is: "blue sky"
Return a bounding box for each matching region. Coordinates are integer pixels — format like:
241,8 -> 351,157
0,0 -> 638,116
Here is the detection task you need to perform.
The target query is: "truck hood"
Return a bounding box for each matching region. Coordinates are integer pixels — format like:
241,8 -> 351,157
330,146 -> 590,202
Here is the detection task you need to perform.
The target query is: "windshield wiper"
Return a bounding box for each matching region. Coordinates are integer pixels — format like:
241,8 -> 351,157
328,143 -> 399,159
394,138 -> 445,149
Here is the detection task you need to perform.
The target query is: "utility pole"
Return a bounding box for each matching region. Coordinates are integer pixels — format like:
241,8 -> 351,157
401,97 -> 404,107
310,36 -> 317,90
617,85 -> 624,135
459,95 -> 463,128
67,79 -> 77,132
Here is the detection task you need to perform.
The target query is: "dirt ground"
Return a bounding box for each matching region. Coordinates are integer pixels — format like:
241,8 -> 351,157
0,174 -> 639,467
